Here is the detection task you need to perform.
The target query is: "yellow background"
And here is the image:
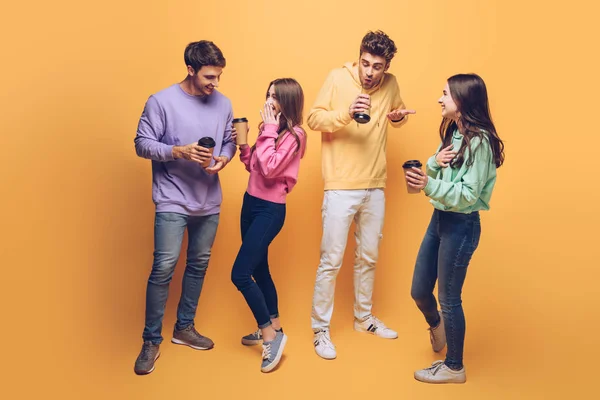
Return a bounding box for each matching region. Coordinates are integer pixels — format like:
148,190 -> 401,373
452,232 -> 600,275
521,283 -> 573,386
1,0 -> 598,398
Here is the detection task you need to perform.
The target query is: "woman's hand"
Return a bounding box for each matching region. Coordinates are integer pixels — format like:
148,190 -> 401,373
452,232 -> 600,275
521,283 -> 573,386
435,144 -> 458,168
405,167 -> 428,190
260,102 -> 280,125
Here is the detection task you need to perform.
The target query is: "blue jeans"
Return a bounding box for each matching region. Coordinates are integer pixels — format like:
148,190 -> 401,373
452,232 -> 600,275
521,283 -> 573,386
142,212 -> 219,344
231,193 -> 285,328
411,209 -> 481,369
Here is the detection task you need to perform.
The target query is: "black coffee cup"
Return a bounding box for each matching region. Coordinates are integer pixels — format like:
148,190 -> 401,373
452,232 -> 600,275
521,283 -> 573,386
198,137 -> 216,167
353,111 -> 371,124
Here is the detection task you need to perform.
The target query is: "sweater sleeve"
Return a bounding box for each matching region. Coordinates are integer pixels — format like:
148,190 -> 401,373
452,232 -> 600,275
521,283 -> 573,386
426,143 -> 443,178
423,139 -> 492,209
239,145 -> 252,172
134,96 -> 175,162
254,124 -> 303,178
388,76 -> 409,129
219,106 -> 236,161
307,71 -> 353,132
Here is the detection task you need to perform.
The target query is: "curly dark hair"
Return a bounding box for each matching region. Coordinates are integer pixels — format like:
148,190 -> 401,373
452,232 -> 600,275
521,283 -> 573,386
359,30 -> 397,64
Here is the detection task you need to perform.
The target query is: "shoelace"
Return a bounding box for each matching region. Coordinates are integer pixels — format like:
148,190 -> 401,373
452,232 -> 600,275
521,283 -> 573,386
140,343 -> 153,360
315,331 -> 334,348
252,329 -> 262,339
262,343 -> 272,360
426,361 -> 445,376
187,326 -> 204,340
370,316 -> 388,331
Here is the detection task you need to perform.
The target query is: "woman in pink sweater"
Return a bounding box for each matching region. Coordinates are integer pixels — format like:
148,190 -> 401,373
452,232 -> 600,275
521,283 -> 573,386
231,78 -> 306,372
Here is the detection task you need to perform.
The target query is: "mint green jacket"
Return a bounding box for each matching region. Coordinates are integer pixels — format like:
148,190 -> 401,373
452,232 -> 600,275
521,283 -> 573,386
423,130 -> 497,213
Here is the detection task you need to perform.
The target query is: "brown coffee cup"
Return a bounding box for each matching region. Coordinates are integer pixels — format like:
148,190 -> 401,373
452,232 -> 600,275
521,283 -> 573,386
232,117 -> 249,145
198,137 -> 216,168
402,160 -> 423,194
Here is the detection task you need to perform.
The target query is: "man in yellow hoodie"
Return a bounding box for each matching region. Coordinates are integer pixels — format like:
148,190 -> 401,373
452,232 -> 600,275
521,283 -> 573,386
309,30 -> 415,360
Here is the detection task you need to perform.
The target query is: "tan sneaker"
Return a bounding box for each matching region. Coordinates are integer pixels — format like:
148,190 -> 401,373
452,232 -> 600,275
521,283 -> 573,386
414,360 -> 466,384
429,312 -> 446,352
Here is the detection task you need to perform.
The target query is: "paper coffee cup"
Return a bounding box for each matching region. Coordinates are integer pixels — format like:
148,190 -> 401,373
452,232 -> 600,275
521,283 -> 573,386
402,160 -> 423,194
232,117 -> 249,145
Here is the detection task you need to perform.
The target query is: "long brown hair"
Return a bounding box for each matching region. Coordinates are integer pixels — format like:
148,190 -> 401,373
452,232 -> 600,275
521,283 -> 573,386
440,74 -> 505,168
255,78 -> 306,157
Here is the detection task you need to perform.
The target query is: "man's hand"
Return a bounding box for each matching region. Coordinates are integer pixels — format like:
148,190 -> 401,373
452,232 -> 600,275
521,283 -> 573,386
205,155 -> 229,175
348,94 -> 370,118
172,143 -> 213,165
387,108 -> 416,122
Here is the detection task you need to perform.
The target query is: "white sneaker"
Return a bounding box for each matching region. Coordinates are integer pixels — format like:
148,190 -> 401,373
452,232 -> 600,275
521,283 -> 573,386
429,311 -> 446,352
354,316 -> 398,339
414,360 -> 466,384
313,330 -> 336,360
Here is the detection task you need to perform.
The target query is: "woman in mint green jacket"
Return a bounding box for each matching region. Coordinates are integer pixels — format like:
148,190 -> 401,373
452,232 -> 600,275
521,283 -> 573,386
405,73 -> 505,384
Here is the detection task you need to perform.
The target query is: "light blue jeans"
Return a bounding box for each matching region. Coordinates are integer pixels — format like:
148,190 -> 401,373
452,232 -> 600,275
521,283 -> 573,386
142,212 -> 219,344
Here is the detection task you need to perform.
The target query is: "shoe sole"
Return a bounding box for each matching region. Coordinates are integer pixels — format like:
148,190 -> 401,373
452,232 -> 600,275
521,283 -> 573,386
134,352 -> 160,375
171,338 -> 214,350
353,325 -> 398,339
414,373 -> 466,384
261,334 -> 287,373
241,338 -> 262,346
315,350 -> 336,360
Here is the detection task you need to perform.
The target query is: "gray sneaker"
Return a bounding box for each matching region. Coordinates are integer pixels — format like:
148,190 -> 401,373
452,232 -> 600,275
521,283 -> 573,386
429,312 -> 446,352
242,328 -> 283,346
171,324 -> 214,350
260,331 -> 287,373
242,329 -> 263,346
134,341 -> 160,375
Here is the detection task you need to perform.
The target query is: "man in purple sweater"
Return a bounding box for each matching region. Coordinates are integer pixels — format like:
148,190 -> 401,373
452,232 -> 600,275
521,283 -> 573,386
133,40 -> 236,375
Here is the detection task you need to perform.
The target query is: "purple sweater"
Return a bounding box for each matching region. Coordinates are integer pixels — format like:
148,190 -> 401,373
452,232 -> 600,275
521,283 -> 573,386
134,84 -> 236,216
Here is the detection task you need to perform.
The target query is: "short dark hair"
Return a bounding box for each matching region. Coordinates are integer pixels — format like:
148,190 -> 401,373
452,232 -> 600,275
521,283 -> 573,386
184,40 -> 226,72
359,31 -> 397,64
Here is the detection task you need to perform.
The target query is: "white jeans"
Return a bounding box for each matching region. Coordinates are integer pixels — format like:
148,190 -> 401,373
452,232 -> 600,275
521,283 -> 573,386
311,189 -> 385,330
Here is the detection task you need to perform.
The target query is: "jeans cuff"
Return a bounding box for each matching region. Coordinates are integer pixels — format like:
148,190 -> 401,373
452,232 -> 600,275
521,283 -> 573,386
258,320 -> 272,329
175,322 -> 193,331
143,337 -> 163,345
444,361 -> 464,370
270,313 -> 279,319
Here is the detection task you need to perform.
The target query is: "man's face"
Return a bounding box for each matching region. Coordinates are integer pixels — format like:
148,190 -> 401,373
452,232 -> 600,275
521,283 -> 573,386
188,65 -> 223,96
358,52 -> 388,90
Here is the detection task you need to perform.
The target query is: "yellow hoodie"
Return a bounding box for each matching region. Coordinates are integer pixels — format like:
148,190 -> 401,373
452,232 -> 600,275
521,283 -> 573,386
307,62 -> 408,190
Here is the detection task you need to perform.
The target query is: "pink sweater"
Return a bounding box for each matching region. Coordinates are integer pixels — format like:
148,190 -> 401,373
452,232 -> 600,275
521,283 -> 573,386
239,123 -> 306,204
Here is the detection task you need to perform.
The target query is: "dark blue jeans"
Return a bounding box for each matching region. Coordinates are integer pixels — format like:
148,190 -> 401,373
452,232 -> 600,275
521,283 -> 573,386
411,209 -> 481,369
143,212 -> 219,344
231,192 -> 286,328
